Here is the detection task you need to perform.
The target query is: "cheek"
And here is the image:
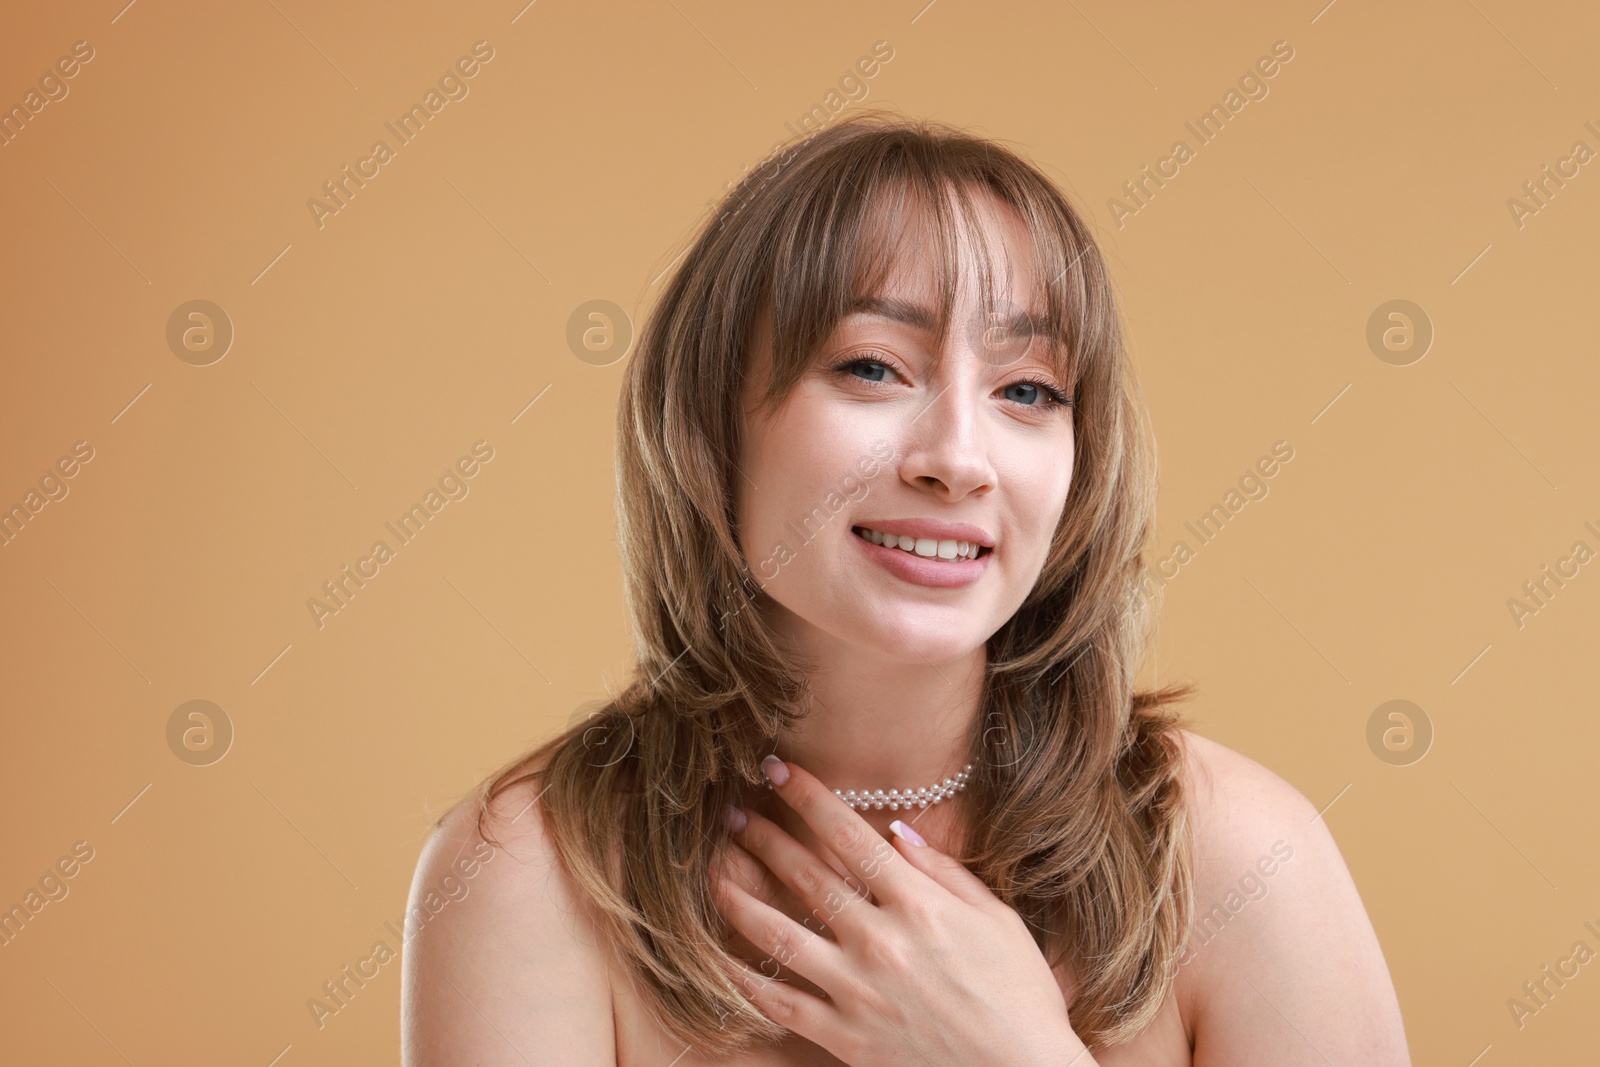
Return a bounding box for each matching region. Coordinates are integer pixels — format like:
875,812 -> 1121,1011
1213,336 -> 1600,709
746,391 -> 873,495
1054,448 -> 1075,516
1001,441 -> 1073,568
1042,429 -> 1076,510
738,416 -> 830,547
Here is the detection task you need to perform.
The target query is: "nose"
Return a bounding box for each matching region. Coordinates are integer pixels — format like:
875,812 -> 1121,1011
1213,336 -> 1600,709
896,377 -> 997,501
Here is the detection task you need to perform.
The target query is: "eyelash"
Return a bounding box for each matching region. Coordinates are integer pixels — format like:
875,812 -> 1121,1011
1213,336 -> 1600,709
827,355 -> 1073,409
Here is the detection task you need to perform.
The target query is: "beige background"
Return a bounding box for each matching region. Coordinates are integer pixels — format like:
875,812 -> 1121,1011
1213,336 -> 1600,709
2,0 -> 1597,1062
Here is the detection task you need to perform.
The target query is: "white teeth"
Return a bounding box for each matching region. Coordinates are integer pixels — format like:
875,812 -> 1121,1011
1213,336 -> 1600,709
856,527 -> 983,562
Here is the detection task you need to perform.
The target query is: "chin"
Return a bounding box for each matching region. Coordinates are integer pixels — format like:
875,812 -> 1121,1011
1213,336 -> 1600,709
833,613 -> 991,665
764,568 -> 1001,663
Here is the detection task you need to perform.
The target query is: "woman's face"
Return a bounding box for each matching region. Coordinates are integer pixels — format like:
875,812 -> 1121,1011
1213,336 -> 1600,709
735,191 -> 1076,666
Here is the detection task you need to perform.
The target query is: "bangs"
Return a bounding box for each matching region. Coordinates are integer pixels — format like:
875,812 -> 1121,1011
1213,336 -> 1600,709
749,159 -> 1094,419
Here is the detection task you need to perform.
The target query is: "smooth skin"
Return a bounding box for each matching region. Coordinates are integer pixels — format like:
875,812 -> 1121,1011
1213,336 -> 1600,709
400,732 -> 1411,1065
715,740 -> 1413,1067
401,185 -> 1410,1063
713,755 -> 1087,1066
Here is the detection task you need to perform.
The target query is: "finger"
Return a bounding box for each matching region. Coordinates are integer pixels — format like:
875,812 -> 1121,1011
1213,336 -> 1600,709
887,817 -> 1002,910
720,952 -> 836,1043
760,756 -> 916,906
733,807 -> 876,937
715,840 -> 842,944
714,840 -> 781,906
713,858 -> 846,996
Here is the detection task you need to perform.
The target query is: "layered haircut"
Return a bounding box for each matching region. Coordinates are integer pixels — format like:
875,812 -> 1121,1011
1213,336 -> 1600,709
469,110 -> 1197,1054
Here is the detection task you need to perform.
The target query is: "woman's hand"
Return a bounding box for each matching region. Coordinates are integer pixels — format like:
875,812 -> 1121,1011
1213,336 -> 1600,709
711,756 -> 1097,1067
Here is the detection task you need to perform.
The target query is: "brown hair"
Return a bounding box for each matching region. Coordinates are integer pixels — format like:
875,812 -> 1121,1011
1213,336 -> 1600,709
469,110 -> 1197,1054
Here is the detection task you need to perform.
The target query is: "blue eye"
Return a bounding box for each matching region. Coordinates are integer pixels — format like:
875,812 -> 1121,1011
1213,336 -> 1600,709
828,357 -> 1071,410
836,358 -> 893,383
1003,378 -> 1072,407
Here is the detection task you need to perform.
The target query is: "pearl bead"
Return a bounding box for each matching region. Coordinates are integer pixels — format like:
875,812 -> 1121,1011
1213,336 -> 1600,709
761,763 -> 975,810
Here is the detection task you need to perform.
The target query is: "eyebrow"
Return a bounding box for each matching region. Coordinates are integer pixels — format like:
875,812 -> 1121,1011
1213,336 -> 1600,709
844,295 -> 1052,341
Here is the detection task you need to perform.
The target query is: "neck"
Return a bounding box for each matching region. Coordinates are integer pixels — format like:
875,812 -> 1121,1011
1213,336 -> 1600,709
747,602 -> 986,846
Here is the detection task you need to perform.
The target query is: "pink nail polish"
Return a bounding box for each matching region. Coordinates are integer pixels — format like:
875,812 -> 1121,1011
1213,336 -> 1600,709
726,805 -> 747,833
889,819 -> 926,847
760,754 -> 789,786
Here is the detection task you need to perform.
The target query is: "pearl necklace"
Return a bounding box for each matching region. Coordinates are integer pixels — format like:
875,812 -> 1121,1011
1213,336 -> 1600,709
763,763 -> 975,811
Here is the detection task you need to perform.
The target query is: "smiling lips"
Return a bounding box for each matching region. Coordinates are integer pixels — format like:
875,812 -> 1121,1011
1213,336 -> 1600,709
853,525 -> 986,561
849,519 -> 995,589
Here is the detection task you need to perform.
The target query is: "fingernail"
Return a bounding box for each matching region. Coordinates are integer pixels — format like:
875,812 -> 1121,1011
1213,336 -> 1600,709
726,805 -> 747,833
889,819 -> 926,847
760,754 -> 789,786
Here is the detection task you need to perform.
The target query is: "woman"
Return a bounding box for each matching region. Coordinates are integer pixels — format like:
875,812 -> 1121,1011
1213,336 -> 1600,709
400,112 -> 1410,1066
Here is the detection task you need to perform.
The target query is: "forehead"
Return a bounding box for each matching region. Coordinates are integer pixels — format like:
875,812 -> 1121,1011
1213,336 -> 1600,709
842,189 -> 1048,332
840,293 -> 1052,342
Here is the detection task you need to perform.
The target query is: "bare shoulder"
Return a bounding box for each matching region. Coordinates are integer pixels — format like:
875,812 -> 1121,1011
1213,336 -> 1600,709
1176,729 -> 1312,844
400,760 -> 616,1067
1173,729 -> 1411,1066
